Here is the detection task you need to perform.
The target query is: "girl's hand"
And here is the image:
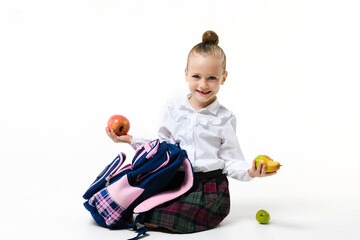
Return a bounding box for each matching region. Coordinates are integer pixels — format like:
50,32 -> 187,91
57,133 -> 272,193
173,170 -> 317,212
105,127 -> 133,144
248,159 -> 277,178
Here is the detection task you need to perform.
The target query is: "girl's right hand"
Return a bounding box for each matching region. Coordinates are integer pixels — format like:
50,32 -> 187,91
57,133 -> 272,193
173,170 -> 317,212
105,127 -> 133,144
247,159 -> 277,178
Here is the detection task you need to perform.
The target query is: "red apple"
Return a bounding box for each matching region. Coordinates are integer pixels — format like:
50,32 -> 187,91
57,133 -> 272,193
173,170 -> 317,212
107,114 -> 130,136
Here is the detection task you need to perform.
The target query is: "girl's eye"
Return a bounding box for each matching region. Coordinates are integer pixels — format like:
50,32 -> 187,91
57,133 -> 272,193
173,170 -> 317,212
208,76 -> 217,81
192,75 -> 200,79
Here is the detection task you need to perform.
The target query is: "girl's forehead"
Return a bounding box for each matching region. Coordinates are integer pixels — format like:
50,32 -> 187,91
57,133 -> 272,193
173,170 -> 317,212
188,54 -> 222,71
189,52 -> 221,61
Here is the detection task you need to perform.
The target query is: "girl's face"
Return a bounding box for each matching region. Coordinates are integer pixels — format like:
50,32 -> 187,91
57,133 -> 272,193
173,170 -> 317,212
185,53 -> 227,110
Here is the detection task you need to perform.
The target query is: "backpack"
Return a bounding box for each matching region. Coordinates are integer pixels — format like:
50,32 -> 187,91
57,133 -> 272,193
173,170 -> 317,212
83,139 -> 193,238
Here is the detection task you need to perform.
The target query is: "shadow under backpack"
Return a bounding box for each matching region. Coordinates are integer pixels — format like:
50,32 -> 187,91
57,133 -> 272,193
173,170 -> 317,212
83,139 -> 194,239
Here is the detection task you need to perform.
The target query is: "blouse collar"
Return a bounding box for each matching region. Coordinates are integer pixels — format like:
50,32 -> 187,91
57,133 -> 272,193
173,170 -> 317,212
182,94 -> 220,115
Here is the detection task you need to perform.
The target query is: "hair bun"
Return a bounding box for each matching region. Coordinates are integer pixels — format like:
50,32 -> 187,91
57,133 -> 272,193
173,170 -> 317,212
202,30 -> 219,45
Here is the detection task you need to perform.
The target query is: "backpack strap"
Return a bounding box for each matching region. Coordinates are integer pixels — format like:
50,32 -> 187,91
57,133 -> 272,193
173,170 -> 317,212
133,156 -> 194,213
128,226 -> 148,240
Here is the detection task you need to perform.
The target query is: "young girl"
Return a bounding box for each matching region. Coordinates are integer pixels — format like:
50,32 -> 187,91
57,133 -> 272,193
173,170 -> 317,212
105,30 -> 277,233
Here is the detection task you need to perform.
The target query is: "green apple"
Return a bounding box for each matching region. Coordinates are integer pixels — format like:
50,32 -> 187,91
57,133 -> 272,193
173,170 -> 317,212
256,209 -> 270,224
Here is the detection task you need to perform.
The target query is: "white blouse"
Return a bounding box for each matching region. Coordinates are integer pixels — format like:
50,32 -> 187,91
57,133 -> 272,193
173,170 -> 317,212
131,96 -> 253,181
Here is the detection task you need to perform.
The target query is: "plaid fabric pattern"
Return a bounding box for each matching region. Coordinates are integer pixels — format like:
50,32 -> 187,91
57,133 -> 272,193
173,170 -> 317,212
88,188 -> 125,227
143,170 -> 230,233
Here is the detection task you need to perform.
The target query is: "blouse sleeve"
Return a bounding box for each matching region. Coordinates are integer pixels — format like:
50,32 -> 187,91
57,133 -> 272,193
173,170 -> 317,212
219,114 -> 254,181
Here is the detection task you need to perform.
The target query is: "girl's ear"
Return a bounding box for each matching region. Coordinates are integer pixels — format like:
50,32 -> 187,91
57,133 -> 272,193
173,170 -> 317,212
221,71 -> 228,85
185,68 -> 189,82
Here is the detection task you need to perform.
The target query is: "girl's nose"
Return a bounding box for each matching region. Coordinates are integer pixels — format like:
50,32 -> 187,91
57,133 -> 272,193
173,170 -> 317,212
199,78 -> 208,89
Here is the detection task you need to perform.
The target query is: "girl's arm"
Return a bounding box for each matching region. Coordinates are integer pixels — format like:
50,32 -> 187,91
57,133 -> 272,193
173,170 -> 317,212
105,105 -> 173,149
105,103 -> 174,149
219,115 -> 254,181
219,115 -> 277,179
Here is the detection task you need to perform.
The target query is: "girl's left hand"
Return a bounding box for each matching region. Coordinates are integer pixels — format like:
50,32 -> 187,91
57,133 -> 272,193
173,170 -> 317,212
248,159 -> 277,178
105,127 -> 133,144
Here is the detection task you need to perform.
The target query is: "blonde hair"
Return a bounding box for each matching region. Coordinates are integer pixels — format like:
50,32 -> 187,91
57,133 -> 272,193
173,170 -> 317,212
186,30 -> 227,74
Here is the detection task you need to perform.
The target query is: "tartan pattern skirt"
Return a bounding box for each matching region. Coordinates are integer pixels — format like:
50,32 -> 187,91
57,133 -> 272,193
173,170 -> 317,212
141,170 -> 230,233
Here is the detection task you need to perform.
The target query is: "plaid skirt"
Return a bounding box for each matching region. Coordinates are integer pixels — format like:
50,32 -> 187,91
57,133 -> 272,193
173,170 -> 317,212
141,170 -> 230,233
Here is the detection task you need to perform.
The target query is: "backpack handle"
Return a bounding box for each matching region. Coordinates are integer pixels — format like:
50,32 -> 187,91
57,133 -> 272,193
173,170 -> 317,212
132,139 -> 160,169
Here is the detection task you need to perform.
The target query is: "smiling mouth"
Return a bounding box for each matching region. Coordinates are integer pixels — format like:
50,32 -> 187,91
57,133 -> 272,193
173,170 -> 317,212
196,90 -> 211,95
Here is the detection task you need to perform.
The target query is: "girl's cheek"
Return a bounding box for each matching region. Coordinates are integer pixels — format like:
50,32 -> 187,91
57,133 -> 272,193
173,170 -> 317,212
189,82 -> 197,89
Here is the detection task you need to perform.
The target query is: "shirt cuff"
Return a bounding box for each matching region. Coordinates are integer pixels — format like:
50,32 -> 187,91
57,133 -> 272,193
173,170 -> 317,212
223,161 -> 254,181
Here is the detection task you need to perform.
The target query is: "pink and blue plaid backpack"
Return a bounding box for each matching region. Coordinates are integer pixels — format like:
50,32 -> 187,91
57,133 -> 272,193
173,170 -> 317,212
83,139 -> 193,239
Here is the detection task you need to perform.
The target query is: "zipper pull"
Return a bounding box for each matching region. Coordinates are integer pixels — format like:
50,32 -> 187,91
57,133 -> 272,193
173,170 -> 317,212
105,174 -> 112,187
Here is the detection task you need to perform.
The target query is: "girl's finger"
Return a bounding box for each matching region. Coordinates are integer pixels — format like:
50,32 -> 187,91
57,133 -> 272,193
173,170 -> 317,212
109,129 -> 117,141
110,128 -> 116,137
262,164 -> 267,175
256,163 -> 262,174
105,128 -> 112,137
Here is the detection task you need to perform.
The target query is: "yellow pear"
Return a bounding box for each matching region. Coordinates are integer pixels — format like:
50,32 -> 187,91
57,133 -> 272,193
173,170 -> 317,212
255,155 -> 281,173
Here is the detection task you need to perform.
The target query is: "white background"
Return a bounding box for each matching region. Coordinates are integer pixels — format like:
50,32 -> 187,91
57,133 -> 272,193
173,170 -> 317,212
1,0 -> 359,239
